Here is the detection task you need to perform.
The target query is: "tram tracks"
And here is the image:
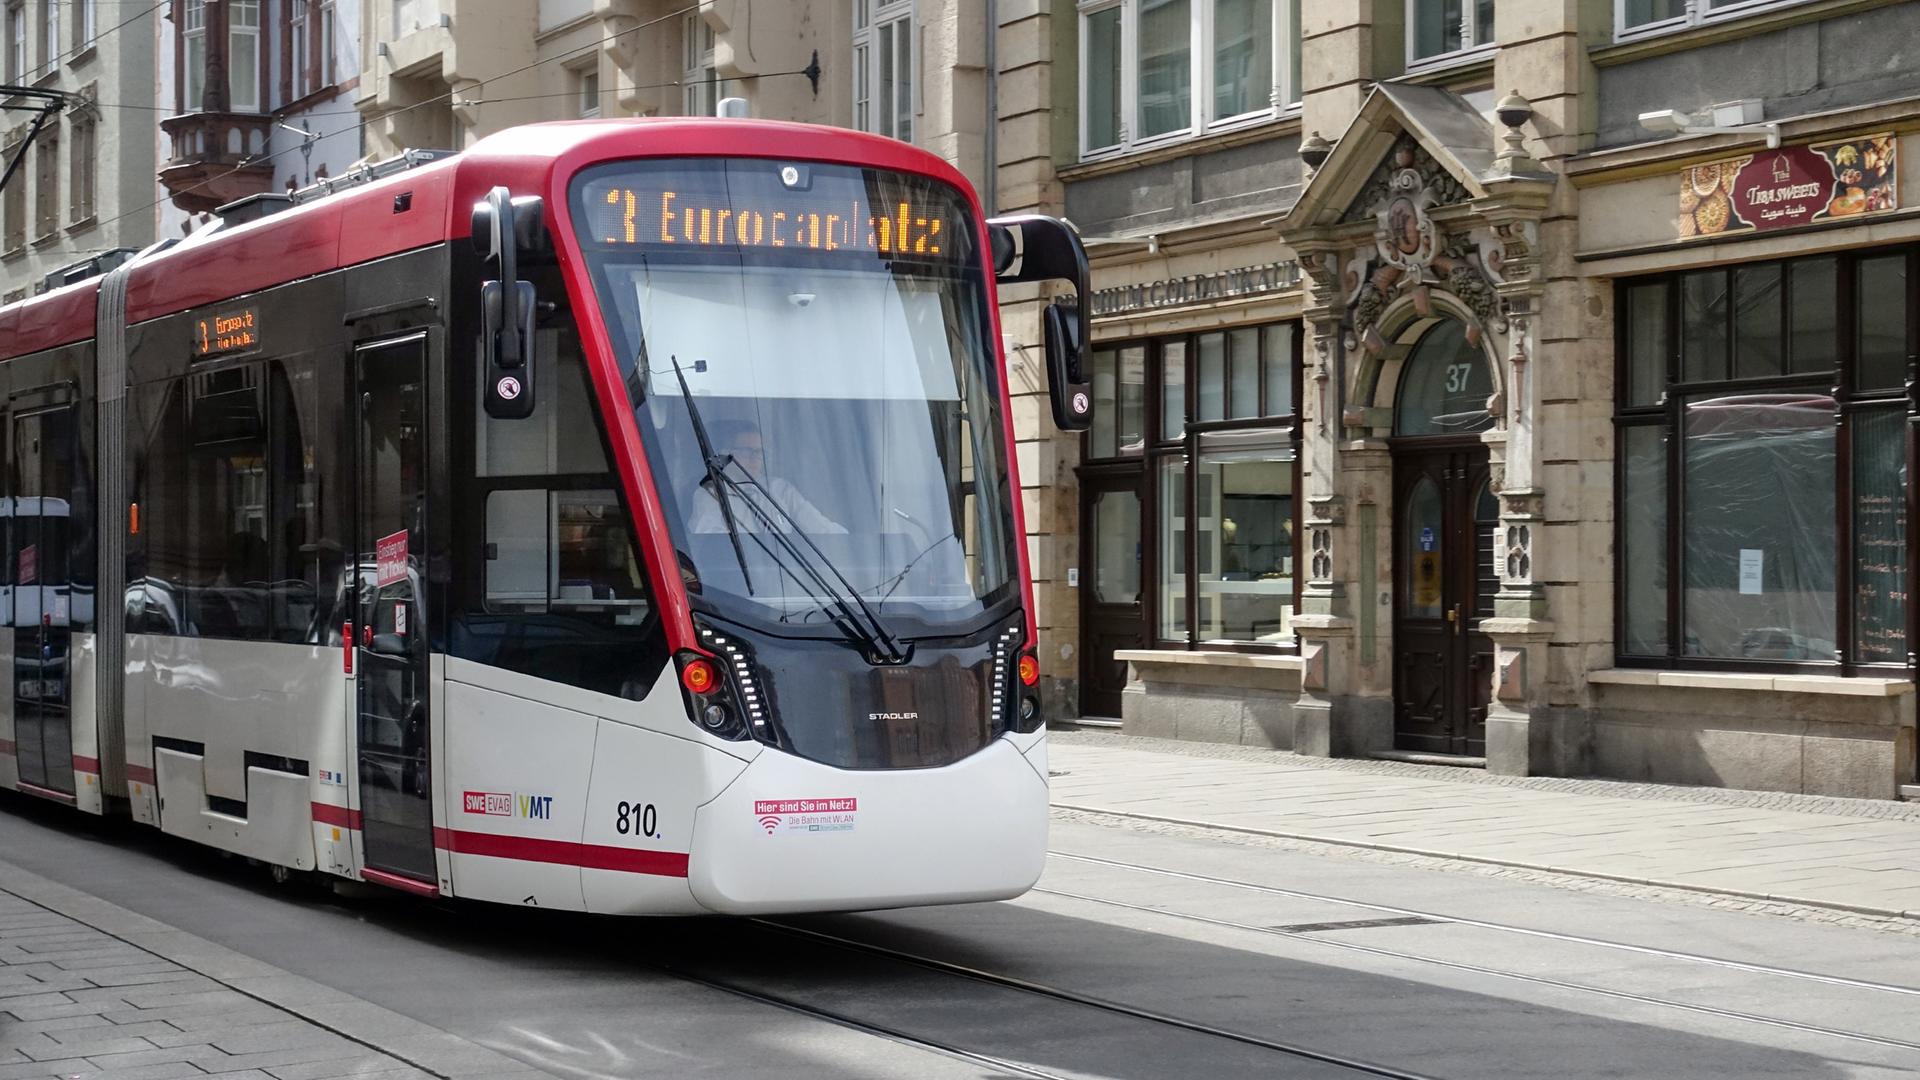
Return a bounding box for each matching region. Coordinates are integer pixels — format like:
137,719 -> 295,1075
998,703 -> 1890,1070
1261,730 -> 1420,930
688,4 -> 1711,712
658,916 -> 1449,1080
1050,851 -> 1920,999
1038,852 -> 1920,1054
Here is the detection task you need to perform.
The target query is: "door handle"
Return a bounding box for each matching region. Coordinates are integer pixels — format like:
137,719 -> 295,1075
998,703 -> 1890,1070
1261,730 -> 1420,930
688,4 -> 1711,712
1447,604 -> 1463,634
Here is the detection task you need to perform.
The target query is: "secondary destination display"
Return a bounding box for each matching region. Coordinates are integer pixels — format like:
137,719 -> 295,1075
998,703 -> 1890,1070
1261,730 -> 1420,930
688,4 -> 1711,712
582,183 -> 952,258
192,305 -> 261,359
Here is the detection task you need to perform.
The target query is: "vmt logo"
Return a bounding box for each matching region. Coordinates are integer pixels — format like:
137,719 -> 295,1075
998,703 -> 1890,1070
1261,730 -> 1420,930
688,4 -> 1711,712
462,791 -> 554,819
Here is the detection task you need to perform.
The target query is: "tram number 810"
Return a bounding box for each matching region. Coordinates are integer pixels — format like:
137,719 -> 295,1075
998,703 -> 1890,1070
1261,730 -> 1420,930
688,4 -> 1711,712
615,801 -> 659,839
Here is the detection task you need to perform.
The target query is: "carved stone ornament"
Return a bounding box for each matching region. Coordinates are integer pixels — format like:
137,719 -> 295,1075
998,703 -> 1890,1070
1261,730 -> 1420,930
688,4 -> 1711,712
1340,135 -> 1470,225
1338,137 -> 1505,354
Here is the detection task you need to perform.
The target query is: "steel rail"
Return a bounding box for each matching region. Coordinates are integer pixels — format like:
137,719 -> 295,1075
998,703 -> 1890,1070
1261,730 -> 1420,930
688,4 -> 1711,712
662,962 -> 1080,1080
1034,886 -> 1920,1056
749,917 -> 1447,1080
1052,850 -> 1920,998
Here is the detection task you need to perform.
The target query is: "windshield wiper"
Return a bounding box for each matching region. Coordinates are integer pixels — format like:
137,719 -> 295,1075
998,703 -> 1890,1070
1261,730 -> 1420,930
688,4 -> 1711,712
710,468 -> 909,664
666,352 -> 756,595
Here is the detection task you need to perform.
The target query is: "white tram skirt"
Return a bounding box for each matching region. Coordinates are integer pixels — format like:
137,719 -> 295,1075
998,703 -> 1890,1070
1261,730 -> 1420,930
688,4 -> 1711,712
688,736 -> 1049,914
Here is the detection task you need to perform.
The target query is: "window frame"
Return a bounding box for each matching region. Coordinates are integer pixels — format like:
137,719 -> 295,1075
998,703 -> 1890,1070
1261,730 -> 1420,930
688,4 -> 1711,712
290,0 -> 311,100
1082,320 -> 1304,653
681,13 -> 717,118
228,0 -> 261,113
40,0 -> 55,76
67,104 -> 94,226
32,124 -> 56,241
852,0 -> 913,141
1612,247 -> 1919,676
1404,0 -> 1495,71
5,3 -> 23,84
1615,0 -> 1820,44
1077,0 -> 1300,161
181,0 -> 205,112
74,0 -> 92,53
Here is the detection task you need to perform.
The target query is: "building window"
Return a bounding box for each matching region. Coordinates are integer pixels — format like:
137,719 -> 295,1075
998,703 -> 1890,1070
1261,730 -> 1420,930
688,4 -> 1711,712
852,0 -> 911,141
1617,0 -> 1815,41
1087,321 -> 1301,649
73,0 -> 93,51
1407,0 -> 1493,67
577,67 -> 600,118
1078,0 -> 1299,159
681,14 -> 719,118
68,108 -> 94,224
291,0 -> 311,99
33,127 -> 56,239
5,2 -> 23,84
1,132 -> 23,252
39,0 -> 55,74
230,0 -> 261,112
182,0 -> 205,111
1616,249 -> 1916,671
319,0 -> 336,85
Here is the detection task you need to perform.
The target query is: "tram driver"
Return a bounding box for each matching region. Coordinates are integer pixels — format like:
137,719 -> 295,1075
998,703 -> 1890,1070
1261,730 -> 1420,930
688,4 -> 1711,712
688,421 -> 846,537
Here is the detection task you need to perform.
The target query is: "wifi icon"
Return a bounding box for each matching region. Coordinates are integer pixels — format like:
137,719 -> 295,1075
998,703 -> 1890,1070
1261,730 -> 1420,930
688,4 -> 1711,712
758,815 -> 781,834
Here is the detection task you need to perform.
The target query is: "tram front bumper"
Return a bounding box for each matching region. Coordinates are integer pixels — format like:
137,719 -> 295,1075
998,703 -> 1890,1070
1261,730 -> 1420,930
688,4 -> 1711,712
686,737 -> 1049,914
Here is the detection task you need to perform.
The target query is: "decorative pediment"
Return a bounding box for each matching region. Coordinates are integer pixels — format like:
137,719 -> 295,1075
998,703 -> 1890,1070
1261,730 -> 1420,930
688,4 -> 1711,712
1282,84 -> 1501,235
1338,135 -> 1472,225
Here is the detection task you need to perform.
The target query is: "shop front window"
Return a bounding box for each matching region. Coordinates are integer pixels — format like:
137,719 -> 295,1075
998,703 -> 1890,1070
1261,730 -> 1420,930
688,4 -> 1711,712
1088,321 -> 1300,650
1615,248 -> 1916,671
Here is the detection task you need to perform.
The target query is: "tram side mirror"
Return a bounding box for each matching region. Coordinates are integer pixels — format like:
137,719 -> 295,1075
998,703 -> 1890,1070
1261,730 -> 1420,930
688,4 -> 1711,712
987,215 -> 1093,431
473,185 -> 543,420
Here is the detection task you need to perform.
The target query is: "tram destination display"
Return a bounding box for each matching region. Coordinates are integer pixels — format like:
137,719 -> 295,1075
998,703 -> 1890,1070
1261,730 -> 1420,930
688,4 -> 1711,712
578,162 -> 966,261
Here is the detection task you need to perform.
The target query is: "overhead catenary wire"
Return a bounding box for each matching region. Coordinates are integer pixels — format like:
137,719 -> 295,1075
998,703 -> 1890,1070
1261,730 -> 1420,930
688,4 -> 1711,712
69,1 -> 794,243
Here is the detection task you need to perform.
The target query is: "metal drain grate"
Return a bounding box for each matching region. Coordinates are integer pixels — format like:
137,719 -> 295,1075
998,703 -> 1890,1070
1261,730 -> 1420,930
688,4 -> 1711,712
1269,916 -> 1440,934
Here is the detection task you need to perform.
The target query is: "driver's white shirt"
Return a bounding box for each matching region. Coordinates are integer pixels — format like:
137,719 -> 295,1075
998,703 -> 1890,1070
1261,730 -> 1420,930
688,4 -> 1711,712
688,476 -> 846,536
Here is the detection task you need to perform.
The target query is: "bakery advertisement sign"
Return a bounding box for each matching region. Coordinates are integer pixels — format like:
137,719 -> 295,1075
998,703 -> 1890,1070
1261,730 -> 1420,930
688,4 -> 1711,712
1680,133 -> 1897,239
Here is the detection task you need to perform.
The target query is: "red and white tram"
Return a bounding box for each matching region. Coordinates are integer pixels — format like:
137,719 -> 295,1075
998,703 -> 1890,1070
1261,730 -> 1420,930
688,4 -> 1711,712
0,118 -> 1093,914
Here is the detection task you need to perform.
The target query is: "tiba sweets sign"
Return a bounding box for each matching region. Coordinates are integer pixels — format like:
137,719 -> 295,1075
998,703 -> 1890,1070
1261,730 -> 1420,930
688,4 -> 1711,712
1680,133 -> 1897,239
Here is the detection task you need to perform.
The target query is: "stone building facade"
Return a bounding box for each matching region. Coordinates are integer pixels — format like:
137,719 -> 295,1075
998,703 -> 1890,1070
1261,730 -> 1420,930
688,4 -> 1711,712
0,0 -> 157,302
1031,0 -> 1920,800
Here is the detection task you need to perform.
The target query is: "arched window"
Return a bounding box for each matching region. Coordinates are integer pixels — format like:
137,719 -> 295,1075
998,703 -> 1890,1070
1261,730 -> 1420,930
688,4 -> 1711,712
1395,319 -> 1494,437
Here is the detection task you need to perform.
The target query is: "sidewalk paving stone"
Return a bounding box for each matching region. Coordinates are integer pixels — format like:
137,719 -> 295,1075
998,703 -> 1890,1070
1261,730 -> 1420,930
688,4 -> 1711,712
1050,731 -> 1920,921
0,856 -> 558,1080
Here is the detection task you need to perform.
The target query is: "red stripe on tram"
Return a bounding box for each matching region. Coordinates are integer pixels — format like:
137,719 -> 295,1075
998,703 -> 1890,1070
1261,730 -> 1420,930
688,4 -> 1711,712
310,802 -> 362,829
125,764 -> 157,784
0,739 -> 14,756
72,756 -> 100,774
432,827 -> 691,879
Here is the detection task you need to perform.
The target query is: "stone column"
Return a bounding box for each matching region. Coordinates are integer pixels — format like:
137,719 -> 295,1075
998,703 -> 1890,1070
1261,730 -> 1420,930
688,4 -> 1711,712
1289,243 -> 1355,756
994,0 -> 1078,717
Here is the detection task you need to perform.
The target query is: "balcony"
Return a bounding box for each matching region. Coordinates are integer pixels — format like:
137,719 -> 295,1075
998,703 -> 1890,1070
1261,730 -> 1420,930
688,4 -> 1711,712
158,112 -> 276,214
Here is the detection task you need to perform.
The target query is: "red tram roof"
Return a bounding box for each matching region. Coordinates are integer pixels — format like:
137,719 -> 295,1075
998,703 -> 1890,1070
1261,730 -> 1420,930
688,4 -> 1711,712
0,119 -> 975,364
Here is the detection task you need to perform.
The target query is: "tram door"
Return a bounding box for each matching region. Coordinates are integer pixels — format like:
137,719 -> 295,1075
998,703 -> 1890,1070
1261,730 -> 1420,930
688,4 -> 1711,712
12,406 -> 76,797
353,334 -> 436,882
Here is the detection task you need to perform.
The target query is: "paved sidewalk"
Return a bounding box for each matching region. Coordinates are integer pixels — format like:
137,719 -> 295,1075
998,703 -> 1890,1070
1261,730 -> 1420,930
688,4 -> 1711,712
0,857 -> 552,1080
1048,731 -> 1920,921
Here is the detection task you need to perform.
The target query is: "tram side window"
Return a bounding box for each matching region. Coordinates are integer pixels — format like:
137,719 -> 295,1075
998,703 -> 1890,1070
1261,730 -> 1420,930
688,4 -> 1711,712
457,323 -> 661,697
131,359 -> 339,643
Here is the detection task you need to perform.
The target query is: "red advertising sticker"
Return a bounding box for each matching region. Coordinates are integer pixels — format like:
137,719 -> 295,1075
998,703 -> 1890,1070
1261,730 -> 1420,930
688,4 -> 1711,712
16,545 -> 33,586
375,530 -> 409,587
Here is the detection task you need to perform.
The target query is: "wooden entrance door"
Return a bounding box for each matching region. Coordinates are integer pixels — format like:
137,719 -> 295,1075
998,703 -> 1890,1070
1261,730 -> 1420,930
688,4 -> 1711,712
1392,445 -> 1498,756
1079,468 -> 1144,719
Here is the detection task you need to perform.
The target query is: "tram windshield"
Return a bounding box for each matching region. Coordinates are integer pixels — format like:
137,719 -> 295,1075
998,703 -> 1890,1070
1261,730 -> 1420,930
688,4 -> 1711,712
571,158 -> 1018,643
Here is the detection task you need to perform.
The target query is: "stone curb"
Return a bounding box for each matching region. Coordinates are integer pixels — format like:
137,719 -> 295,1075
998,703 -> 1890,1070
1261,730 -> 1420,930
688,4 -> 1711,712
0,853 -> 557,1080
1052,802 -> 1920,923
